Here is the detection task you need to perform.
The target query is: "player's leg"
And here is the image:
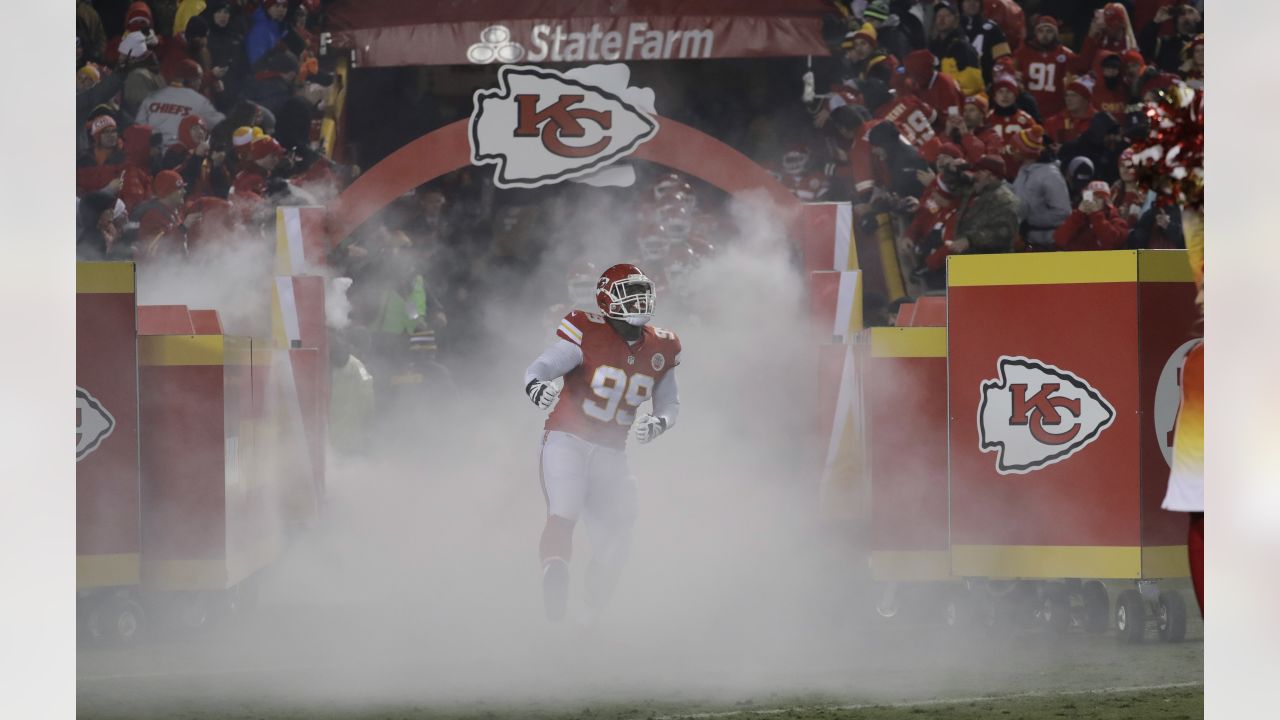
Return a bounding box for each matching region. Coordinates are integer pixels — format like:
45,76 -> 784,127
539,431 -> 589,621
582,447 -> 639,616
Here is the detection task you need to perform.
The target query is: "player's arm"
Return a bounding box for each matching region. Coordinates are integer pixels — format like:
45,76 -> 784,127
523,317 -> 586,409
636,368 -> 680,444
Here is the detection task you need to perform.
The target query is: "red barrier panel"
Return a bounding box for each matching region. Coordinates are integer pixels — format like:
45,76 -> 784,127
866,326 -> 950,581
77,263 -> 141,589
946,251 -> 1198,579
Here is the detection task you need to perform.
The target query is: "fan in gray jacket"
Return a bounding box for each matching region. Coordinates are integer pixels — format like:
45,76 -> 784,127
1012,148 -> 1072,250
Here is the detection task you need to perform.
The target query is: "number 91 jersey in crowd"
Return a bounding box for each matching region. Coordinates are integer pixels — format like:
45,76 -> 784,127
548,310 -> 681,450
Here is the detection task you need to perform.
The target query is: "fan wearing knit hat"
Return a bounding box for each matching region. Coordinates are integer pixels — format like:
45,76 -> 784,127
232,136 -> 286,197
987,74 -> 1037,167
1009,124 -> 1071,250
1052,179 -> 1129,252
1013,15 -> 1083,118
841,23 -> 898,86
132,169 -> 195,259
860,0 -> 920,70
947,151 -> 1020,256
1043,76 -> 1097,145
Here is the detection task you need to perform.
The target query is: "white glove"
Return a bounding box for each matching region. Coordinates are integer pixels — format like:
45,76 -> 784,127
802,71 -> 816,103
525,379 -> 559,410
634,414 -> 668,444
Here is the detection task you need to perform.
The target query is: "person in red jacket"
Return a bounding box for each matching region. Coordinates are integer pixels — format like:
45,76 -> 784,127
1078,2 -> 1139,69
119,124 -> 158,212
1091,51 -> 1129,119
940,93 -> 999,163
1013,16 -> 1085,119
900,50 -> 964,131
1043,77 -> 1097,147
76,115 -> 126,196
986,74 -> 1037,166
1053,180 -> 1129,251
233,136 -> 285,197
133,170 -> 193,259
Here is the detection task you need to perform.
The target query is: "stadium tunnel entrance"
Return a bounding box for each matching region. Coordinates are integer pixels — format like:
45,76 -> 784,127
324,116 -> 803,246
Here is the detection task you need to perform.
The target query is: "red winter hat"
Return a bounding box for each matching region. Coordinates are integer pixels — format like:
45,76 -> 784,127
1034,15 -> 1060,31
154,170 -> 187,198
178,115 -> 207,149
173,59 -> 203,85
975,154 -> 1006,176
990,74 -> 1019,99
251,136 -> 285,161
1011,125 -> 1046,156
964,93 -> 989,114
125,1 -> 153,29
1121,49 -> 1145,67
87,114 -> 117,138
1065,77 -> 1093,100
903,50 -> 936,86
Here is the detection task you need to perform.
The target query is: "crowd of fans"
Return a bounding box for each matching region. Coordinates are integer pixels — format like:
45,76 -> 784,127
75,1 -> 1205,447
76,0 -> 343,264
775,0 -> 1203,296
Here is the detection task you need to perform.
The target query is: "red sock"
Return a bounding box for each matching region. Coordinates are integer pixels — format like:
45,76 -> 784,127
1188,512 -> 1204,612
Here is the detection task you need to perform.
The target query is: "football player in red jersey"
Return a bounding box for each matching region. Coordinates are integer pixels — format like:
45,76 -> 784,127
523,263 -> 682,623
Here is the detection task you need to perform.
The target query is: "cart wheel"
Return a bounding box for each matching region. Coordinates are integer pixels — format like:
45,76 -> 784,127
1115,589 -> 1146,643
88,595 -> 145,644
1042,589 -> 1071,635
1081,581 -> 1110,634
1157,590 -> 1187,643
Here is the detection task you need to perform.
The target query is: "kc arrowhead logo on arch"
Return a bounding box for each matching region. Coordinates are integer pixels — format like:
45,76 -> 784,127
469,65 -> 658,189
977,356 -> 1116,475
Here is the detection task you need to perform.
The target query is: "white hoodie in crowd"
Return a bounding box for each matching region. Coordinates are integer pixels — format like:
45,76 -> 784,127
134,85 -> 226,148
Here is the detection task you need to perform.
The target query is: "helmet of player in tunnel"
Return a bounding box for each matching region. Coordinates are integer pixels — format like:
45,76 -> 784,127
566,259 -> 598,307
637,223 -> 672,263
655,202 -> 694,240
782,144 -> 810,175
596,263 -> 656,326
653,173 -> 696,209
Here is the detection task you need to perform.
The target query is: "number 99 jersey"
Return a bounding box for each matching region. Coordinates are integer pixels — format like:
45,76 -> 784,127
548,310 -> 681,450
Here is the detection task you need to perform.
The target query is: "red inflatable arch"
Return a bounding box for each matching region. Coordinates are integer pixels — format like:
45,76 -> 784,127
325,116 -> 802,245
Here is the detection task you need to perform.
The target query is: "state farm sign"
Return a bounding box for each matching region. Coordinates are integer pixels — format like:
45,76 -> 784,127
470,65 -> 658,189
468,23 -> 714,64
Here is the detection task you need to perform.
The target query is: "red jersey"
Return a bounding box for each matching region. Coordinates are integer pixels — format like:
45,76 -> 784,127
1043,106 -> 1096,145
548,310 -> 682,450
875,95 -> 938,149
1013,44 -> 1083,118
985,108 -> 1037,146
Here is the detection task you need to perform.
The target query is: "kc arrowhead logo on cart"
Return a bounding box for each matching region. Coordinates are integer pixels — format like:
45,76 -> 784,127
469,65 -> 658,188
977,356 -> 1115,475
76,386 -> 116,462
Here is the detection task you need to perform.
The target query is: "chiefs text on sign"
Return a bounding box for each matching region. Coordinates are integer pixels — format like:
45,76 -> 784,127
977,356 -> 1116,475
470,65 -> 658,189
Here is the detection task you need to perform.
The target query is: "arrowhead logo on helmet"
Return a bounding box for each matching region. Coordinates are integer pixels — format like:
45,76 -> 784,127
470,65 -> 658,189
596,263 -> 656,326
977,356 -> 1115,475
76,386 -> 116,462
